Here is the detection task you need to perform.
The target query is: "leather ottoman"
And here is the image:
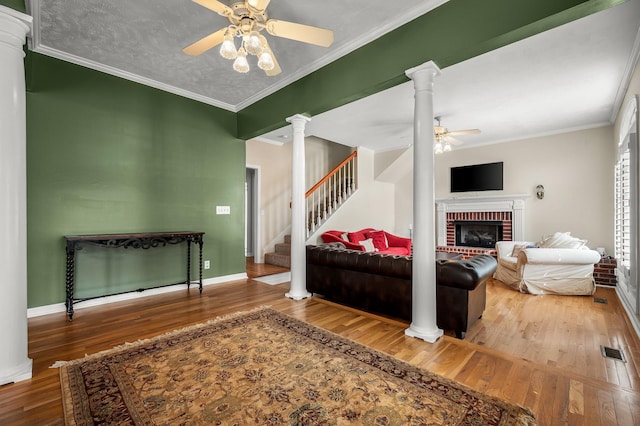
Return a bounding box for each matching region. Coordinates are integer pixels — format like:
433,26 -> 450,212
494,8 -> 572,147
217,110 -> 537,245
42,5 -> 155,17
436,254 -> 497,339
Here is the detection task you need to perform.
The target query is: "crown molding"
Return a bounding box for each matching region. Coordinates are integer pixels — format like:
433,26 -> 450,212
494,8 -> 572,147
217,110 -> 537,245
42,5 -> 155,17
27,0 -> 448,112
611,22 -> 640,123
235,0 -> 449,110
33,44 -> 239,112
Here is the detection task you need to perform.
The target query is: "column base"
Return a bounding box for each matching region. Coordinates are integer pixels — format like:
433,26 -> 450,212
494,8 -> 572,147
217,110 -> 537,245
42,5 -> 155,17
285,291 -> 311,300
405,324 -> 443,343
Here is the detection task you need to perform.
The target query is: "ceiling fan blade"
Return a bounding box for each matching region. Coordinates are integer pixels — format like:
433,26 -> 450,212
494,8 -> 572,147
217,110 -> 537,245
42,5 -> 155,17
266,19 -> 334,47
447,136 -> 464,145
247,0 -> 271,11
192,0 -> 233,16
446,129 -> 481,136
258,34 -> 281,76
183,28 -> 226,56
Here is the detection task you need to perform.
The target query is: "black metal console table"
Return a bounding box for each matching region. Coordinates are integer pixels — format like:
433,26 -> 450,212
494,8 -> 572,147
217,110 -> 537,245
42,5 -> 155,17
64,231 -> 204,321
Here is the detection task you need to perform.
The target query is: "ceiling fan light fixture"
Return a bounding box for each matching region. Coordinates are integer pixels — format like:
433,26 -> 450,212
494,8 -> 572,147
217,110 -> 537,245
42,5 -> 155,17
244,31 -> 263,56
434,142 -> 444,154
220,37 -> 238,59
220,26 -> 238,59
184,0 -> 333,76
443,143 -> 452,152
258,51 -> 275,70
233,47 -> 250,73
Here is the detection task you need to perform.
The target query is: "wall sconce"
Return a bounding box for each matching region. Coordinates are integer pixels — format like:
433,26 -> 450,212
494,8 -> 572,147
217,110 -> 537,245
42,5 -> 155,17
536,184 -> 545,199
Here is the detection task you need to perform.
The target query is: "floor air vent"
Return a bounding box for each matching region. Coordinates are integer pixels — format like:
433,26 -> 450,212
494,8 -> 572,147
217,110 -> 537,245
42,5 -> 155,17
593,297 -> 608,304
600,345 -> 626,362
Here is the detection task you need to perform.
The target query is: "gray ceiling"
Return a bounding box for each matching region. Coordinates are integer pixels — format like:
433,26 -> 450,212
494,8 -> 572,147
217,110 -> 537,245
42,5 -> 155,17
28,0 -> 640,152
29,0 -> 446,110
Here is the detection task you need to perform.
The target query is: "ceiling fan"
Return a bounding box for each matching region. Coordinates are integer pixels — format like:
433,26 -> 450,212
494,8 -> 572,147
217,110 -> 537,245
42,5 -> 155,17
183,0 -> 334,76
433,117 -> 481,153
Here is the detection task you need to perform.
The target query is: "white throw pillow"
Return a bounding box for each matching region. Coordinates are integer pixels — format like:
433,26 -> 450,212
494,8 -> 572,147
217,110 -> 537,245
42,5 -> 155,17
360,238 -> 376,252
538,232 -> 586,249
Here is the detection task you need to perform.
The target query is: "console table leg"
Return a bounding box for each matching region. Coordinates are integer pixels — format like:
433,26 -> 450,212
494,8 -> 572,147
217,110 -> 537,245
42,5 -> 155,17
186,240 -> 192,289
198,239 -> 203,294
65,243 -> 76,321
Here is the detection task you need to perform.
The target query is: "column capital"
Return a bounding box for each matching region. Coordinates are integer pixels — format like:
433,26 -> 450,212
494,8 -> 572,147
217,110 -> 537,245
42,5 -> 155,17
405,61 -> 441,82
286,114 -> 312,125
0,6 -> 32,52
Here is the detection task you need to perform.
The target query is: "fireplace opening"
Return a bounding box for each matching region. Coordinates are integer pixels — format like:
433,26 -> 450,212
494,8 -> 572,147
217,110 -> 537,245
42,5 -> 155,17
455,221 -> 503,248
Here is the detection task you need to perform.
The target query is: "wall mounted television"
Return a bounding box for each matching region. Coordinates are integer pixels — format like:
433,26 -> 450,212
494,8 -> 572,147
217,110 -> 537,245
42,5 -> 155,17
450,161 -> 503,192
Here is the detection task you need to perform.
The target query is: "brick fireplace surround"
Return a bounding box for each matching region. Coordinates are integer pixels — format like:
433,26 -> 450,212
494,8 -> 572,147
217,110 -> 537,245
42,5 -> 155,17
436,195 -> 527,259
434,194 -> 617,287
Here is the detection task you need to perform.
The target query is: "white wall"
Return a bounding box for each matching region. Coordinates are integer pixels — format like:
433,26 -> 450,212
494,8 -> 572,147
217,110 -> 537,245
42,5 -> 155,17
305,136 -> 353,187
310,147 -> 396,243
393,126 -> 616,253
249,118 -> 617,256
246,137 -> 353,261
246,139 -> 292,261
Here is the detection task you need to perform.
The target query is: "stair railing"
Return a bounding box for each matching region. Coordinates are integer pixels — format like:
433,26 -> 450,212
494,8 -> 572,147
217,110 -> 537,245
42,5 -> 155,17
305,151 -> 358,236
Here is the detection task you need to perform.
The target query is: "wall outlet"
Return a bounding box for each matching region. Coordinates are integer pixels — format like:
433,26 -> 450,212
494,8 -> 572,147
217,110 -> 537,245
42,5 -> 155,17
204,260 -> 210,269
216,205 -> 231,215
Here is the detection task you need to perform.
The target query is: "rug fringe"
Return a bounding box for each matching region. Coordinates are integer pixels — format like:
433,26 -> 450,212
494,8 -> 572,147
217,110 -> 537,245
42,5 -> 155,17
50,305 -> 272,368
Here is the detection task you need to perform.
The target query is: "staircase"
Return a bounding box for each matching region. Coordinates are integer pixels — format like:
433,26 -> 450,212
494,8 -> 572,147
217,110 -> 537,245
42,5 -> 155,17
264,234 -> 291,268
264,151 -> 358,268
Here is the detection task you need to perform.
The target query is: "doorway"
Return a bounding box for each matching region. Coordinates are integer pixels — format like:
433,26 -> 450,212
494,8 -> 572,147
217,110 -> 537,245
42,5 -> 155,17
245,166 -> 261,262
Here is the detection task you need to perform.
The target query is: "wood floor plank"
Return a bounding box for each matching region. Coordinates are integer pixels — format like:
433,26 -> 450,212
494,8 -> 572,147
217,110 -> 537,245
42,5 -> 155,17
1,261 -> 639,425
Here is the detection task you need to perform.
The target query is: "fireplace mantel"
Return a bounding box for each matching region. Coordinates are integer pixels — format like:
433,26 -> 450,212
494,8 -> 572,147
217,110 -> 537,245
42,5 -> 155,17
436,194 -> 529,246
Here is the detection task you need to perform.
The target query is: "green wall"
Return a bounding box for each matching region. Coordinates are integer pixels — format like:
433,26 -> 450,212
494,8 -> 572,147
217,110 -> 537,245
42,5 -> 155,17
0,0 -> 25,13
17,0 -> 628,308
26,53 -> 244,308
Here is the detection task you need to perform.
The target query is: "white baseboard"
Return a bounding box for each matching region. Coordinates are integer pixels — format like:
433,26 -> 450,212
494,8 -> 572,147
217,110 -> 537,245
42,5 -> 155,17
616,286 -> 640,341
0,358 -> 32,385
27,273 -> 248,318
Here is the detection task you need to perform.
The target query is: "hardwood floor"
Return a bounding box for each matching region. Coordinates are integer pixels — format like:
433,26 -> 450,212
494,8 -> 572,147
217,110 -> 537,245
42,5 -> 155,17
1,260 -> 639,425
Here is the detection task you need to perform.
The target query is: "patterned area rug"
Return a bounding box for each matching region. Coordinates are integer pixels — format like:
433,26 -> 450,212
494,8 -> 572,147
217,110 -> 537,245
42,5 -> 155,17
56,307 -> 536,425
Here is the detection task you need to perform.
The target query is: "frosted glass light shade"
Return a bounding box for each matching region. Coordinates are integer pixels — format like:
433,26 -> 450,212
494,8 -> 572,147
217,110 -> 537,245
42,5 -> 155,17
220,36 -> 237,60
257,51 -> 274,70
233,48 -> 250,73
244,32 -> 263,56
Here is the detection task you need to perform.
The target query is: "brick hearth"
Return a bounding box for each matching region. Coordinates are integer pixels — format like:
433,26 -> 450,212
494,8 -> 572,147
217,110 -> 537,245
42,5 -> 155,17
436,195 -> 527,259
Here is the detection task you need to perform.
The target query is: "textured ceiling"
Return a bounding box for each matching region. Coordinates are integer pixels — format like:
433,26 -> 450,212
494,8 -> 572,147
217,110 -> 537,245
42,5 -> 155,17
29,0 -> 446,111
27,0 -> 640,152
264,0 -> 640,151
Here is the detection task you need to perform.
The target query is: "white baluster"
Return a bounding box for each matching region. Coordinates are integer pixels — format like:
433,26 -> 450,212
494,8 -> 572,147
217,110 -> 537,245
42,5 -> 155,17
322,182 -> 327,225
347,160 -> 352,194
316,186 -> 322,226
311,192 -> 316,233
328,176 -> 333,214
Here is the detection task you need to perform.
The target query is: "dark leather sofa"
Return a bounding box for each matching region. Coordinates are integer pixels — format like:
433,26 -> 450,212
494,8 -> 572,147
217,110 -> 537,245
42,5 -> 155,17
306,244 -> 497,338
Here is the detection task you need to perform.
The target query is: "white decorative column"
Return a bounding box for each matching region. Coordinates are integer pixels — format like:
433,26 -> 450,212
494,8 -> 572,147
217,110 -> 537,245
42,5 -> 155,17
404,61 -> 443,343
0,6 -> 32,385
285,114 -> 312,300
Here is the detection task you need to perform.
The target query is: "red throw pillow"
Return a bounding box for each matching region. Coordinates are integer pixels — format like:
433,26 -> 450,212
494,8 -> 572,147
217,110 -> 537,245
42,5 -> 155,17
365,230 -> 389,251
347,230 -> 368,244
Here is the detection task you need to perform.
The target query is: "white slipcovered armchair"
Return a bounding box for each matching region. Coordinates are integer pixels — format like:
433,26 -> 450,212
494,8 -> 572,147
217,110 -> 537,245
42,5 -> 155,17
494,232 -> 601,295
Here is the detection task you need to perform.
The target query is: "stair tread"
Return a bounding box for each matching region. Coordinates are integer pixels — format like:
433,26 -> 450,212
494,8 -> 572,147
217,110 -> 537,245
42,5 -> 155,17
274,242 -> 291,254
264,252 -> 291,268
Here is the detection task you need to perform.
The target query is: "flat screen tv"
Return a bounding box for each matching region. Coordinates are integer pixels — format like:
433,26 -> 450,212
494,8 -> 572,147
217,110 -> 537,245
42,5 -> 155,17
450,161 -> 503,192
